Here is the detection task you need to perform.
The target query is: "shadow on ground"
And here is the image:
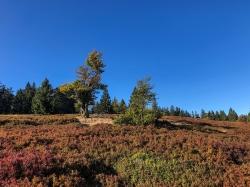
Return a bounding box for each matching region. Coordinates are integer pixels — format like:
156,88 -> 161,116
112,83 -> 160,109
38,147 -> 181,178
156,120 -> 236,134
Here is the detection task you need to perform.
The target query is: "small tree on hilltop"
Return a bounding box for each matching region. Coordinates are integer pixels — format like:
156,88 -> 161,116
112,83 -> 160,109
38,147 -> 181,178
60,50 -> 105,118
115,78 -> 158,125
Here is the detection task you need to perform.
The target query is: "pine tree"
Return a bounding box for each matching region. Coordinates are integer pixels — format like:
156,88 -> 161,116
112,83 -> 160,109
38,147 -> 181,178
24,82 -> 36,113
111,97 -> 120,114
115,78 -> 157,125
13,82 -> 36,114
215,111 -> 220,120
32,78 -> 53,114
98,87 -> 113,114
12,89 -> 26,114
219,110 -> 227,121
228,108 -> 238,121
119,99 -> 127,114
51,89 -> 75,114
170,105 -> 175,116
0,83 -> 14,114
201,109 -> 206,118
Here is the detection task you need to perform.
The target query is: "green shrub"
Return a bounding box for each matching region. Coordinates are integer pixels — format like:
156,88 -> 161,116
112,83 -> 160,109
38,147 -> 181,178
115,152 -> 223,186
115,152 -> 179,186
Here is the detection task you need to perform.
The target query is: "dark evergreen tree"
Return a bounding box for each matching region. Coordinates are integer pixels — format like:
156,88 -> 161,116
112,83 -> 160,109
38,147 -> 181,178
32,78 -> 53,114
152,97 -> 162,119
12,89 -> 26,114
115,78 -> 157,125
51,89 -> 75,114
12,82 -> 36,114
112,97 -> 120,114
170,105 -> 175,116
23,82 -> 36,113
228,108 -> 238,121
0,83 -> 14,114
219,110 -> 227,121
215,111 -> 220,121
118,99 -> 127,114
98,87 -> 113,114
201,109 -> 206,118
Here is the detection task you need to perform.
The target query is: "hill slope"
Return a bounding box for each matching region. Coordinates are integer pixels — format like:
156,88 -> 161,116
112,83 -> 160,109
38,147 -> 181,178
0,115 -> 249,186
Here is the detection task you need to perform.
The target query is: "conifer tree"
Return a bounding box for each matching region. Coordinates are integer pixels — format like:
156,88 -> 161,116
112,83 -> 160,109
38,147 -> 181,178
112,97 -> 120,114
219,110 -> 227,121
0,83 -> 14,114
228,108 -> 238,121
32,78 -> 53,114
12,89 -> 26,114
115,78 -> 157,125
119,99 -> 127,114
24,82 -> 36,113
12,82 -> 36,114
98,87 -> 113,114
201,109 -> 206,118
51,89 -> 75,114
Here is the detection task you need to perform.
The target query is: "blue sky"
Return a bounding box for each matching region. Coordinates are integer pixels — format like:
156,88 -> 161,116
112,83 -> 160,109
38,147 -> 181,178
1,0 -> 250,114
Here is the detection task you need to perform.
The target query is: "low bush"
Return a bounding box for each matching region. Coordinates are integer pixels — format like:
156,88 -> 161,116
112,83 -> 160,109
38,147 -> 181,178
115,152 -> 224,186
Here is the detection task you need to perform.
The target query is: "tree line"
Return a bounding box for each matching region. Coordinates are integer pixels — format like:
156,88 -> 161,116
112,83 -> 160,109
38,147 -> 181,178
0,80 -> 127,115
1,50 -> 249,124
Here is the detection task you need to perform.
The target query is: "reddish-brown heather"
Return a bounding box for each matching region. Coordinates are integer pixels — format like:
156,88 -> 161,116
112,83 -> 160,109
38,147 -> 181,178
0,115 -> 249,186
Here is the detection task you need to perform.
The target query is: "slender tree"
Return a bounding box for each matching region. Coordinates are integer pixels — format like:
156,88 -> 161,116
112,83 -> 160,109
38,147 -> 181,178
119,99 -> 127,114
112,97 -> 120,114
116,78 -> 157,125
98,87 -> 113,114
60,50 -> 105,118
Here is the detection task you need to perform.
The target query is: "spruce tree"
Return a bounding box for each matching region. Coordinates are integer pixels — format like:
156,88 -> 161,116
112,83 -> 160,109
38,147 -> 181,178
24,82 -> 36,113
51,89 -> 75,114
12,82 -> 36,114
119,99 -> 127,114
228,108 -> 238,121
201,109 -> 206,118
12,89 -> 26,114
0,83 -> 14,114
116,78 -> 157,125
111,97 -> 120,114
219,110 -> 227,121
32,78 -> 53,114
98,87 -> 113,114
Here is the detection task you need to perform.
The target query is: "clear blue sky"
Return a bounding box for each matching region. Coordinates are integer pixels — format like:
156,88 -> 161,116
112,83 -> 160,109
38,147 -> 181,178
1,0 -> 250,114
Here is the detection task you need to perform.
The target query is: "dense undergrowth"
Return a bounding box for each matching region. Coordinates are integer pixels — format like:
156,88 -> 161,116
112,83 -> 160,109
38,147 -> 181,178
0,115 -> 249,186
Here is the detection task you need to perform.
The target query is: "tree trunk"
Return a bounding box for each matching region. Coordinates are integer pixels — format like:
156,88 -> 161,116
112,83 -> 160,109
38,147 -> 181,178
80,104 -> 89,118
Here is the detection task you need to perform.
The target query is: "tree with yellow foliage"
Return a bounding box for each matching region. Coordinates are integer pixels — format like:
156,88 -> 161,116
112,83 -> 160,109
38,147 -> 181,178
60,51 -> 105,118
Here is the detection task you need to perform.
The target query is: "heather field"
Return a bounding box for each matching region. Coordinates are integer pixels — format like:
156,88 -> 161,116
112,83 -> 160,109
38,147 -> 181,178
0,115 -> 250,187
